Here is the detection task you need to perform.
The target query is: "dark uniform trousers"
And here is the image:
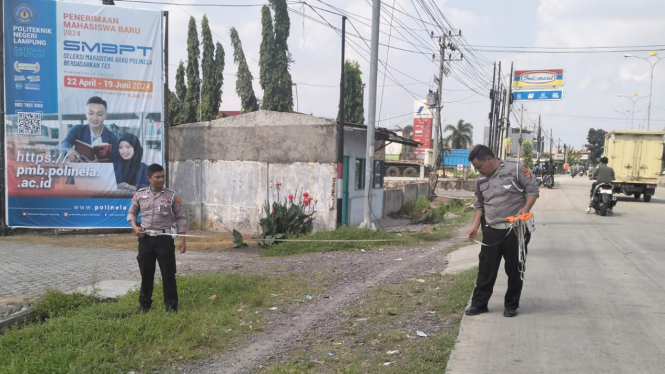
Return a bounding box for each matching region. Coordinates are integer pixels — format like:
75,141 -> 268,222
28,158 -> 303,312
137,235 -> 178,312
471,225 -> 531,310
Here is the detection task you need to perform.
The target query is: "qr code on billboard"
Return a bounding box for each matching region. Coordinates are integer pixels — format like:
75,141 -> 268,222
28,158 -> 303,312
17,112 -> 42,135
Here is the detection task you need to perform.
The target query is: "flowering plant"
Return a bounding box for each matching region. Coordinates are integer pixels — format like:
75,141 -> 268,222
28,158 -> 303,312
259,184 -> 317,245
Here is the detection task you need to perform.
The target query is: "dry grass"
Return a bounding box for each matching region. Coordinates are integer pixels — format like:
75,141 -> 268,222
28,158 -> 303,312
0,231 -> 244,252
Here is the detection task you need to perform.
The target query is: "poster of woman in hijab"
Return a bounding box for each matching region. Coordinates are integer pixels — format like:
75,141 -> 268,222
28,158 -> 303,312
114,133 -> 150,191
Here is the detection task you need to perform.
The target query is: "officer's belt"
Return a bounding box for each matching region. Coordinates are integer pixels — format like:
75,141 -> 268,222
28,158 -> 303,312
488,222 -> 513,230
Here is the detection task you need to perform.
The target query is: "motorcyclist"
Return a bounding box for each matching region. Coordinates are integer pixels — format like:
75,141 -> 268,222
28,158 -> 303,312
586,157 -> 615,213
544,161 -> 555,185
532,163 -> 542,176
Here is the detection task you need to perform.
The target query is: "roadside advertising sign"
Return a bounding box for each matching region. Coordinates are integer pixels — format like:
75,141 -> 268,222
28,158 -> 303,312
512,90 -> 564,101
513,69 -> 564,88
412,117 -> 432,149
413,99 -> 433,119
3,0 -> 164,228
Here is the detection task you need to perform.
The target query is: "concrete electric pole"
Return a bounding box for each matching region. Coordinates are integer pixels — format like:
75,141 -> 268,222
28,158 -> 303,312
362,0 -> 381,229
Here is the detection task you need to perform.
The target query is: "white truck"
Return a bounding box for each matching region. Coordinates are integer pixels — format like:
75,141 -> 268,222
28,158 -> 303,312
603,130 -> 664,202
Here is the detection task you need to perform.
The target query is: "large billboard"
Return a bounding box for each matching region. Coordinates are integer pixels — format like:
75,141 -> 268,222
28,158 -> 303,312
4,0 -> 164,228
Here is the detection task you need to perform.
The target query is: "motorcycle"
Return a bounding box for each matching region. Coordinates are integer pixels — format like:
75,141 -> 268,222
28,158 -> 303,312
536,173 -> 543,186
591,182 -> 617,216
579,169 -> 584,177
542,174 -> 554,189
570,170 -> 576,178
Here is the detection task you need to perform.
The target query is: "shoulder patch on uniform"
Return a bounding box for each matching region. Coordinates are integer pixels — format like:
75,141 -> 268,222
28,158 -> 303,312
520,166 -> 532,179
175,196 -> 182,206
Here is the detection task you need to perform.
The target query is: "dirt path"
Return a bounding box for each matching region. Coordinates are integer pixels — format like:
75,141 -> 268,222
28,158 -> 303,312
176,230 -> 468,374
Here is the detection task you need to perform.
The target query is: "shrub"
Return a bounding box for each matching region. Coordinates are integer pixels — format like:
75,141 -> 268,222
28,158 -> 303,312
33,290 -> 100,321
414,196 -> 431,211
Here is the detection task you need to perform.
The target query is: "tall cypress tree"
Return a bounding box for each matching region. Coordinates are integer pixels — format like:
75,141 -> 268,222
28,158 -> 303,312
230,27 -> 259,113
171,61 -> 187,126
259,5 -> 275,110
200,15 -> 216,121
269,0 -> 293,112
185,17 -> 200,123
337,59 -> 364,124
211,41 -> 225,119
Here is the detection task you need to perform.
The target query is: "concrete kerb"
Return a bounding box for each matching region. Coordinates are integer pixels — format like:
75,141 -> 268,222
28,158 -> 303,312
0,280 -> 140,335
0,310 -> 35,334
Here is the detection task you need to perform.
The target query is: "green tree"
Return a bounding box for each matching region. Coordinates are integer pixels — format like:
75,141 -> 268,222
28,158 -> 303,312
259,6 -> 275,109
230,27 -> 259,113
185,17 -> 200,123
169,61 -> 187,126
444,119 -> 473,149
337,59 -> 364,124
101,0 -> 115,4
521,141 -> 534,168
259,1 -> 293,112
270,0 -> 293,112
586,128 -> 607,161
212,42 -> 225,119
200,15 -> 217,121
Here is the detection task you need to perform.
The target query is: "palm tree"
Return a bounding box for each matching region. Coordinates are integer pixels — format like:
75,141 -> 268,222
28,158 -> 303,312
444,119 -> 473,149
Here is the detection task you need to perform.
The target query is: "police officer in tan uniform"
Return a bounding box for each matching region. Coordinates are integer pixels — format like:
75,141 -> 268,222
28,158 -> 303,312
127,164 -> 188,313
465,145 -> 539,318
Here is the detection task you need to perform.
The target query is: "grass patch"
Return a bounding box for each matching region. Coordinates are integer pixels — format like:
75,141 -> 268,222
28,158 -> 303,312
414,196 -> 431,212
261,227 -> 404,257
32,290 -> 101,321
261,267 -> 477,373
260,212 -> 474,257
0,273 -> 317,374
0,231 -> 239,252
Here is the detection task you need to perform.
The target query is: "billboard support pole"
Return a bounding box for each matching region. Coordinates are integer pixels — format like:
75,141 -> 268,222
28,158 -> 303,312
163,11 -> 170,188
0,2 -> 6,234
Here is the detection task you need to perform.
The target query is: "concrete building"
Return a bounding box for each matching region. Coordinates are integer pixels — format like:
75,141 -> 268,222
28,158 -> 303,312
168,110 -> 416,231
506,127 -> 534,157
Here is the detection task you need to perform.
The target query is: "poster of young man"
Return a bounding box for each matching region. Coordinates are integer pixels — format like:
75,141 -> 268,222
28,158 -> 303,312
3,0 -> 164,228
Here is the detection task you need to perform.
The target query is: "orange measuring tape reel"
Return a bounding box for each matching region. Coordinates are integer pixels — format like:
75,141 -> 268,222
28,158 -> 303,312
505,212 -> 533,224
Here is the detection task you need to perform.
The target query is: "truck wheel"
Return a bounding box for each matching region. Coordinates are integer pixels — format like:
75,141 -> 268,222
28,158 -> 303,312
644,195 -> 652,202
600,203 -> 608,216
386,166 -> 401,177
633,193 -> 641,200
403,167 -> 418,177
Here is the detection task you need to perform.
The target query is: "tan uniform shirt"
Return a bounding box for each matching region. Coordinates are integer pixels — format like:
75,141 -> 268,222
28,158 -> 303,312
127,187 -> 188,232
473,160 -> 540,226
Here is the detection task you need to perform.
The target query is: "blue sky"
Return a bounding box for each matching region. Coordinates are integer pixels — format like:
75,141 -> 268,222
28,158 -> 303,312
74,0 -> 665,150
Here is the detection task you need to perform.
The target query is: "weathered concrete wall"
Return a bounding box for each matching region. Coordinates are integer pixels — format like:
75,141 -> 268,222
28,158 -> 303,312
170,160 -> 336,232
417,183 -> 431,199
383,189 -> 404,217
169,111 -> 337,163
402,184 -> 418,205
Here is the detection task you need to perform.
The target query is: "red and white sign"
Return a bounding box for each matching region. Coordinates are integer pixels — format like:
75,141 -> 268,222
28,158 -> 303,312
412,117 -> 432,149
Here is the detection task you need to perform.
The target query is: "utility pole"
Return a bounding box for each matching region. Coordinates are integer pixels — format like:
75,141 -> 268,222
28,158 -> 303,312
488,62 -> 496,150
550,128 -> 553,159
362,0 -> 381,229
536,115 -> 541,162
517,104 -> 524,159
432,34 -> 445,172
336,16 -> 347,226
499,62 -> 513,159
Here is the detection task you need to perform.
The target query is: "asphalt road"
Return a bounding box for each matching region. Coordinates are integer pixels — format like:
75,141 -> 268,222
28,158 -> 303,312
446,175 -> 665,374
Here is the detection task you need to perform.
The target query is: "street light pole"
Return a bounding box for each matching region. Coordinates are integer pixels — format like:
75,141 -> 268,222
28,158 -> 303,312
617,93 -> 648,129
614,110 -> 631,127
625,52 -> 664,130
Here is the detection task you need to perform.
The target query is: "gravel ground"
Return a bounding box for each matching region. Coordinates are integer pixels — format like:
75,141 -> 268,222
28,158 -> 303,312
175,227 -> 470,374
